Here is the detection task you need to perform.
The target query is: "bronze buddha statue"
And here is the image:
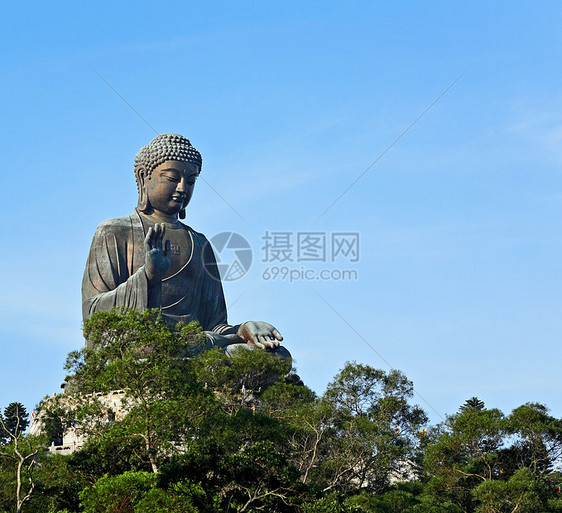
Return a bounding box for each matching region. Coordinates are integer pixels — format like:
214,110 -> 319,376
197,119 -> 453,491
82,133 -> 288,357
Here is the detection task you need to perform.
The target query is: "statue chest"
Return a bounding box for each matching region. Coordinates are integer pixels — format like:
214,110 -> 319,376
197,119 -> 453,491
163,226 -> 193,278
136,216 -> 204,313
160,226 -> 203,312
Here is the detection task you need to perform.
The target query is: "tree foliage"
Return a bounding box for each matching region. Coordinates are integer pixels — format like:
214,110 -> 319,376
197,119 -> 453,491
0,402 -> 40,513
4,308 -> 561,512
460,397 -> 486,412
1,403 -> 29,442
421,402 -> 562,512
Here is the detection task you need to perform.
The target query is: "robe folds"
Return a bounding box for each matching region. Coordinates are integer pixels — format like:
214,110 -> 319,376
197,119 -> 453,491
82,209 -> 233,348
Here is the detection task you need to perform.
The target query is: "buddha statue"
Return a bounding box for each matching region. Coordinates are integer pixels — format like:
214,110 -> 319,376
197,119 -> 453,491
82,133 -> 288,357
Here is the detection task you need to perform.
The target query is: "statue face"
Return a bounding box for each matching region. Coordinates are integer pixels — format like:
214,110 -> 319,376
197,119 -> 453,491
145,160 -> 199,216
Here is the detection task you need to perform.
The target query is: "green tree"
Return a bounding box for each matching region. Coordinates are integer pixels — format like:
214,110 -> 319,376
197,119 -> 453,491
460,397 -> 486,412
40,456 -> 85,513
192,345 -> 293,416
40,405 -> 67,447
471,467 -> 546,513
79,471 -> 156,513
1,403 -> 29,442
0,403 -> 39,513
261,380 -> 324,485
158,438 -> 303,512
273,362 -> 428,496
49,308 -> 211,474
40,308 -> 305,511
505,402 -> 562,478
422,406 -> 506,511
157,350 -> 306,512
421,402 -> 562,512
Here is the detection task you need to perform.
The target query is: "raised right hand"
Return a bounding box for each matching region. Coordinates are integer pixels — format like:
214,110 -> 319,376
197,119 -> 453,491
144,224 -> 171,286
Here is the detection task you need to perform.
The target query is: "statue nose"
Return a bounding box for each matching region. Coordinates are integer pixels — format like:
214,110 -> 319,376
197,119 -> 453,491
176,178 -> 187,192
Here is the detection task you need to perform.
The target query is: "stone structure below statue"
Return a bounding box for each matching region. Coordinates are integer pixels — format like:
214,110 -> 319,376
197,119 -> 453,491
30,390 -> 134,455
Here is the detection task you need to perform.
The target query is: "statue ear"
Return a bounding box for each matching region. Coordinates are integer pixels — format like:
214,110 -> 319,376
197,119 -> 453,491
135,166 -> 150,212
179,208 -> 186,219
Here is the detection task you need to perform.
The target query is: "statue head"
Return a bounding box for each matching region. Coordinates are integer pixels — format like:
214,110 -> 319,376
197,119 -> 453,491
134,134 -> 202,220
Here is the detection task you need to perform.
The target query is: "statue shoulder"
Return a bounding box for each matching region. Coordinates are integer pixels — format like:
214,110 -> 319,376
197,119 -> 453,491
93,213 -> 140,239
178,222 -> 211,245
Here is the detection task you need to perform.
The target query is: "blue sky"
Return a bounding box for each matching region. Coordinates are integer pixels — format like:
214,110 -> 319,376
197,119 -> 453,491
1,1 -> 561,423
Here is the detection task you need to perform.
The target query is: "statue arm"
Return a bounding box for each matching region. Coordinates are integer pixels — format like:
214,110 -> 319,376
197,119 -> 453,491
211,323 -> 241,335
82,221 -> 162,323
194,233 -> 243,341
203,331 -> 245,349
182,230 -> 284,352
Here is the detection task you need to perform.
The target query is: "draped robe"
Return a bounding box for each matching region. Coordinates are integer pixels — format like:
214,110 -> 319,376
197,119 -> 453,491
82,209 -> 233,348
